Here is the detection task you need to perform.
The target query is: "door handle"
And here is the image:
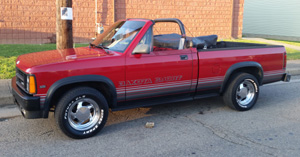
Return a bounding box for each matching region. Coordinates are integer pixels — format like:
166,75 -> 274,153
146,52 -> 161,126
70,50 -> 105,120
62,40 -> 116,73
180,55 -> 188,60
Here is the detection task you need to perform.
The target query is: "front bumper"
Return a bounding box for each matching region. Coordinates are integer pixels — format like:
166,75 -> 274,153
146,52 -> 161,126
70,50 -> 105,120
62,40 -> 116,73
11,77 -> 43,119
282,73 -> 291,82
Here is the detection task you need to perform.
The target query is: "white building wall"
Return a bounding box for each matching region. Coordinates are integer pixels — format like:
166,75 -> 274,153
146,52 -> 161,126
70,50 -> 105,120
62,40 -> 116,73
243,0 -> 300,40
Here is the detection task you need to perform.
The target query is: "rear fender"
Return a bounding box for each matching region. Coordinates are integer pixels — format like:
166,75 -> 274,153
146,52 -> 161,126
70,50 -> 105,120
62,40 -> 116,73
220,62 -> 263,93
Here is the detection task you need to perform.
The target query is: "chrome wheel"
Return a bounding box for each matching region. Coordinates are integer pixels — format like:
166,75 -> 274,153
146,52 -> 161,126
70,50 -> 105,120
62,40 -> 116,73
236,79 -> 255,107
67,98 -> 102,131
223,73 -> 259,111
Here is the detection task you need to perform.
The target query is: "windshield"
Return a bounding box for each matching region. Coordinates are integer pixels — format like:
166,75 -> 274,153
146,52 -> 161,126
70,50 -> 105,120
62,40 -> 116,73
96,21 -> 145,53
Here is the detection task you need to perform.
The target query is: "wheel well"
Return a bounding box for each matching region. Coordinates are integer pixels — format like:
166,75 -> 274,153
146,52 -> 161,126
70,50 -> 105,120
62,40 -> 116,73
48,82 -> 114,111
221,66 -> 263,94
232,67 -> 262,83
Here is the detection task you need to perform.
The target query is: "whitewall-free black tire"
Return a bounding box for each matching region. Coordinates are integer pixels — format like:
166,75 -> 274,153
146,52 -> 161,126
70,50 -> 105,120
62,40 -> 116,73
55,87 -> 108,139
223,73 -> 259,111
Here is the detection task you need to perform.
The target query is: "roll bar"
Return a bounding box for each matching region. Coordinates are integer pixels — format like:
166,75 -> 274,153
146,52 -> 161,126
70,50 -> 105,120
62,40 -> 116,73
154,18 -> 186,37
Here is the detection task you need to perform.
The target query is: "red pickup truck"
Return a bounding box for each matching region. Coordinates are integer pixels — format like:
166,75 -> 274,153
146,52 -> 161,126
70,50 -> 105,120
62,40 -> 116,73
12,18 -> 290,138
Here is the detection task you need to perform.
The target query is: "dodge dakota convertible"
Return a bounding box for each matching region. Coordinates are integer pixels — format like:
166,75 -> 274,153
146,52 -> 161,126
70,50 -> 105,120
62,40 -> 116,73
12,18 -> 291,138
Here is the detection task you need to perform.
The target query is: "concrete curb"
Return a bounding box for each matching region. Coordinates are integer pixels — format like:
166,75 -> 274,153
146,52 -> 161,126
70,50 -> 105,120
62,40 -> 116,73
287,60 -> 300,76
1,66 -> 300,108
0,79 -> 13,108
287,69 -> 300,76
0,97 -> 15,108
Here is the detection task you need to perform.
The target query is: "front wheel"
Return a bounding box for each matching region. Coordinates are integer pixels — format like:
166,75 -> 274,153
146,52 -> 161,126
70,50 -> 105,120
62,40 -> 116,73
223,73 -> 259,111
55,87 -> 108,139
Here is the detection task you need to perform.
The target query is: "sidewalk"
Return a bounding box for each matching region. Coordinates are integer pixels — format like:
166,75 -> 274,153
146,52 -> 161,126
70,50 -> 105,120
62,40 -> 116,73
243,38 -> 300,51
0,79 -> 13,108
1,60 -> 300,107
287,60 -> 300,76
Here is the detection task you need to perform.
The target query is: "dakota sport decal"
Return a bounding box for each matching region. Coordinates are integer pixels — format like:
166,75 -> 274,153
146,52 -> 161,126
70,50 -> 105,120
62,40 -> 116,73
119,75 -> 183,87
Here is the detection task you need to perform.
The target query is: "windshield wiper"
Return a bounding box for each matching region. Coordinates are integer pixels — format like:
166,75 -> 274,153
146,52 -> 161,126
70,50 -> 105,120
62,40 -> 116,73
89,43 -> 109,54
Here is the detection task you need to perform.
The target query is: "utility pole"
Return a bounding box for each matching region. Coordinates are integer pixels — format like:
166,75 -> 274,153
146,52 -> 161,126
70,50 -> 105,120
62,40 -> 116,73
56,0 -> 73,50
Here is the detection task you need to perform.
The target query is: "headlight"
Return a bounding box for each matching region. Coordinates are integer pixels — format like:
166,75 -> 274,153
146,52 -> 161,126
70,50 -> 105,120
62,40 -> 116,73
26,75 -> 36,94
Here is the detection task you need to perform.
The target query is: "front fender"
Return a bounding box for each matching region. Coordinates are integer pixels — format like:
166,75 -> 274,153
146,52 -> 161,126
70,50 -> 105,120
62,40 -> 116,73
42,75 -> 117,118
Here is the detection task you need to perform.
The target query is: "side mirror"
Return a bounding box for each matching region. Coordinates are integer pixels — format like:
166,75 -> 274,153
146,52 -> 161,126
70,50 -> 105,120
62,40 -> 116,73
133,44 -> 150,54
178,38 -> 185,50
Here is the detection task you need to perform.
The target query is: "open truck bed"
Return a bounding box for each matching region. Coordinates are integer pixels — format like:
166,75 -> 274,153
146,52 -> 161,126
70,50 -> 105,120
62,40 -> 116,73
208,41 -> 283,51
153,33 -> 283,51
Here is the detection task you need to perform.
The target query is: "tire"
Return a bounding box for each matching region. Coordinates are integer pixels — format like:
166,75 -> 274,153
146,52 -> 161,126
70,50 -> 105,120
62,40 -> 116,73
223,73 -> 259,111
55,87 -> 108,139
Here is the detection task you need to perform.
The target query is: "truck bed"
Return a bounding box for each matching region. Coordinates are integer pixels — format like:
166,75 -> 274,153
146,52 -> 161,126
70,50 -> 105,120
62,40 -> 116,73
197,41 -> 283,51
153,33 -> 283,51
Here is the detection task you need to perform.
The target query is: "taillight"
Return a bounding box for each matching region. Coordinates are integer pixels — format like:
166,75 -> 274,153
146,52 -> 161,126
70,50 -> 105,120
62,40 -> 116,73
283,51 -> 287,69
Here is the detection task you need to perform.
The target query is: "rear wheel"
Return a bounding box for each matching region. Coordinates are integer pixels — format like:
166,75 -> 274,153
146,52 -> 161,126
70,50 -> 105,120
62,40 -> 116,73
55,87 -> 108,139
223,73 -> 259,111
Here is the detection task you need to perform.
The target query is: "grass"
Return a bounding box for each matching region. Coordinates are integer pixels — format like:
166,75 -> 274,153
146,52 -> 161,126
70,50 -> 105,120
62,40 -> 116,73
285,47 -> 300,60
0,44 -> 88,79
269,39 -> 300,47
223,39 -> 300,60
0,44 -> 88,57
221,39 -> 268,45
0,56 -> 17,79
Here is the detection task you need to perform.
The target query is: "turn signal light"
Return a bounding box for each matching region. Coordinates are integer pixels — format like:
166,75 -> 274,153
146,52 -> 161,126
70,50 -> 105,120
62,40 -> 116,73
29,75 -> 36,94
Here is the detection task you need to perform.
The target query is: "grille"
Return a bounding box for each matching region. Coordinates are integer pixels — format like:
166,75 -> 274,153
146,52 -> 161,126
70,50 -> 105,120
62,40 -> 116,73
16,68 -> 27,92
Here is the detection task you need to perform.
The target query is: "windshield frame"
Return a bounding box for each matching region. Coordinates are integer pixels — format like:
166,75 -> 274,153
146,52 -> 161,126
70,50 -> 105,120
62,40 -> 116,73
91,20 -> 146,53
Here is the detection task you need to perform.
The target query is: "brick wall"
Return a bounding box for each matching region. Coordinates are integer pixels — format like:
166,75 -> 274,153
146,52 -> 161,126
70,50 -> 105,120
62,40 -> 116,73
232,0 -> 244,38
0,0 -> 56,44
0,0 -> 244,44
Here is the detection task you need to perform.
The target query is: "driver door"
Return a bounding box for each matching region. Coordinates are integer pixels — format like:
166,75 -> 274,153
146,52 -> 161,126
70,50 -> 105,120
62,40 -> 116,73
125,26 -> 194,101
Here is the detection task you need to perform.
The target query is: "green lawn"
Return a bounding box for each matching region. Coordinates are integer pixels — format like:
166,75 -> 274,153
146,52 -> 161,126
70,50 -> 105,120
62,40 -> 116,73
269,39 -> 300,47
0,44 -> 88,79
0,56 -> 17,79
222,39 -> 268,45
0,44 -> 88,57
285,47 -> 300,60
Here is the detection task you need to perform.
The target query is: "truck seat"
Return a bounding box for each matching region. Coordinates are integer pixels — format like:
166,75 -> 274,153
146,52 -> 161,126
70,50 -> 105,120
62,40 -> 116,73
192,35 -> 218,49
